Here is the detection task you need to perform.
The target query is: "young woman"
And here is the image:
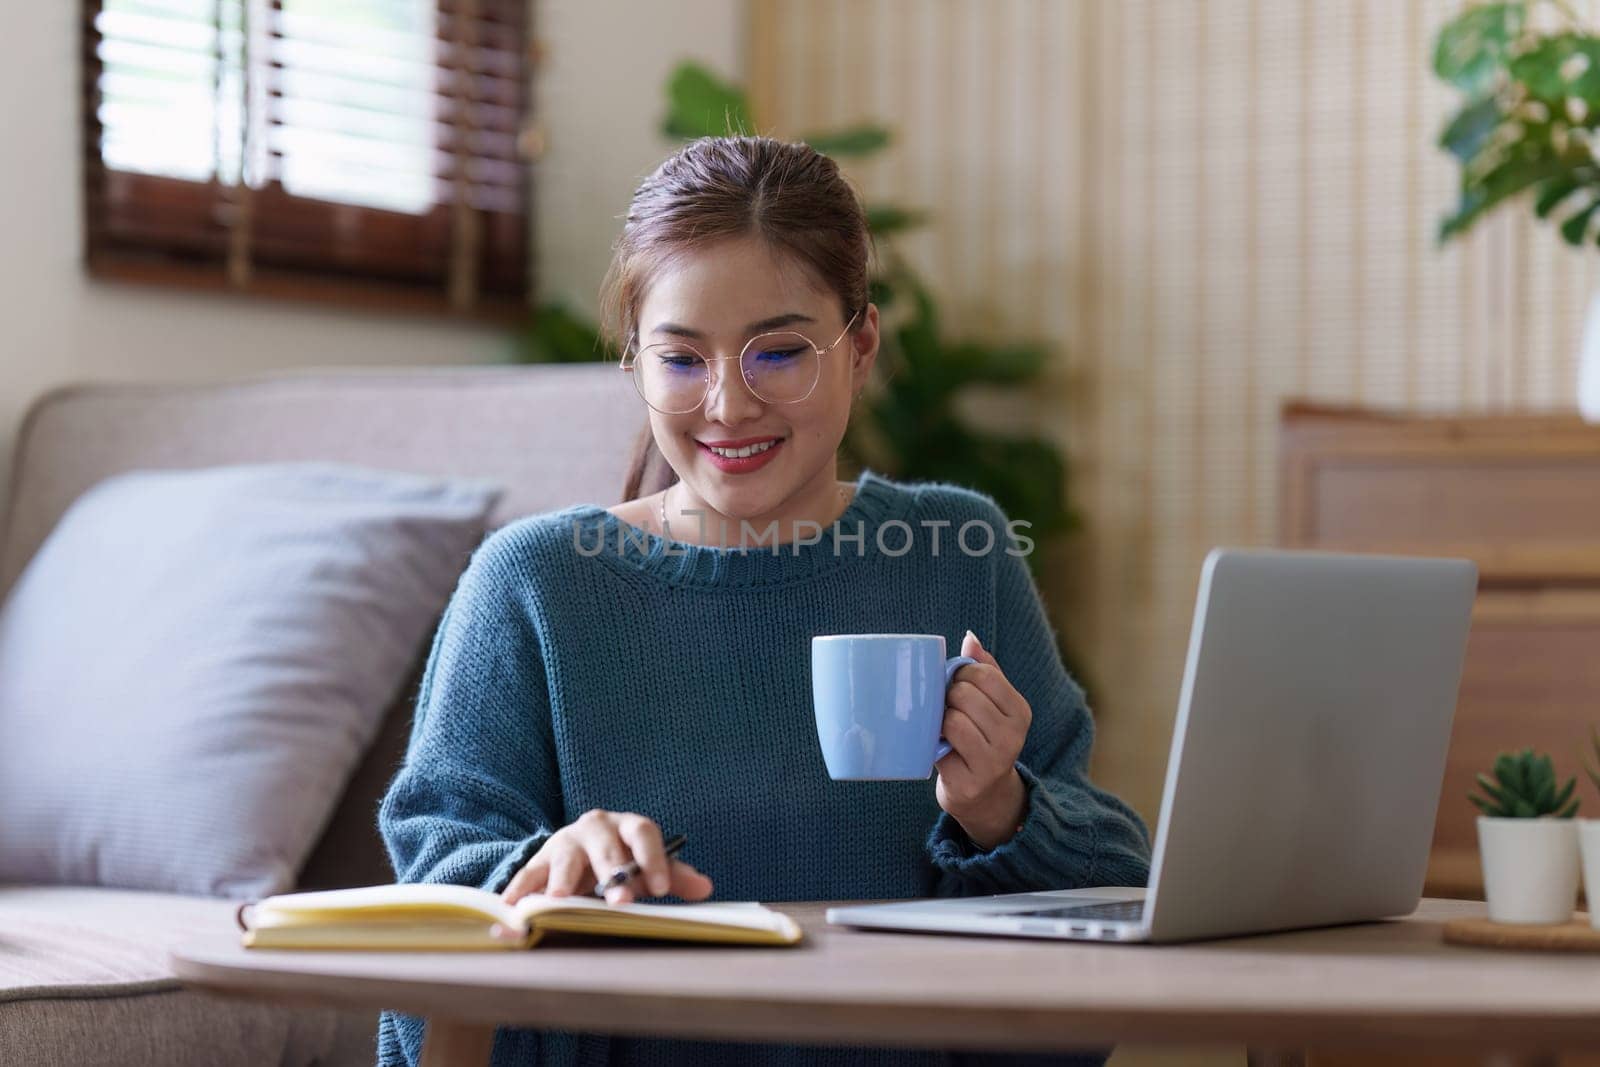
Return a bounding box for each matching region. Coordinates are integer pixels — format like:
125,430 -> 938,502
377,136 -> 1151,1067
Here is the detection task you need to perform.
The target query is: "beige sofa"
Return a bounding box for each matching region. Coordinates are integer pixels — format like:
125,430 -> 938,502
0,364 -> 641,1067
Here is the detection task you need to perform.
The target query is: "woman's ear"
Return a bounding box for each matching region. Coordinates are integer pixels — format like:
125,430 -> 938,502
852,303 -> 881,373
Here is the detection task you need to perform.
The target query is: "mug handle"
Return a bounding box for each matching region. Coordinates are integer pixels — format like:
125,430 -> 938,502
933,655 -> 979,763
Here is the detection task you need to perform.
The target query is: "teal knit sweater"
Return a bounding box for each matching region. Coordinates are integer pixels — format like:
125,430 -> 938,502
376,469 -> 1151,1067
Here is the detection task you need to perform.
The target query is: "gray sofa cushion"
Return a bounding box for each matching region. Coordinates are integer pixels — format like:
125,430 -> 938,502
0,886 -> 374,1066
0,463 -> 501,899
0,365 -> 644,1060
0,366 -> 641,892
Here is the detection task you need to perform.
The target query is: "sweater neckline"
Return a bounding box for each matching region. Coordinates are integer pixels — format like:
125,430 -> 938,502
570,468 -> 900,589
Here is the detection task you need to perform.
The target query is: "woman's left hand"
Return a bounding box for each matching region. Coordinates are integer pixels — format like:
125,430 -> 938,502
936,629 -> 1031,850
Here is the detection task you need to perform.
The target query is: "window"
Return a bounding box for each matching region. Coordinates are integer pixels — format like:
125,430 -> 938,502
83,0 -> 533,319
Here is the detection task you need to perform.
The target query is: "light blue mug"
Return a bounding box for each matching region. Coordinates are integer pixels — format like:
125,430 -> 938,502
811,633 -> 978,780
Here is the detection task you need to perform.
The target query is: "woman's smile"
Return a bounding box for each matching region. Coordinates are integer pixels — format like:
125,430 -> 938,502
696,434 -> 786,472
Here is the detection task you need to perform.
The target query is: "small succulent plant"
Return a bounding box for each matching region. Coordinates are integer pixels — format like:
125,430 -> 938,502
1586,725 -> 1600,800
1469,748 -> 1578,819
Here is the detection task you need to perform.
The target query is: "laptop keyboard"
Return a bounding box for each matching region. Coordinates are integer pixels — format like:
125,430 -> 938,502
1006,899 -> 1146,922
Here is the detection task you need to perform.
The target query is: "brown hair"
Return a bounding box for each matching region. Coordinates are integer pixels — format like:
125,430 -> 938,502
600,136 -> 874,503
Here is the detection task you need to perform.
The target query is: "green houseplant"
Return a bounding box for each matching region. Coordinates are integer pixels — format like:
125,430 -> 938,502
1434,0 -> 1600,417
520,62 -> 1092,679
1469,749 -> 1578,818
521,62 -> 1076,565
1435,1 -> 1600,247
1470,748 -> 1581,923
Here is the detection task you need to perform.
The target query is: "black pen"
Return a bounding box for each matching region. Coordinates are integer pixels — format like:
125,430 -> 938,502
593,833 -> 688,898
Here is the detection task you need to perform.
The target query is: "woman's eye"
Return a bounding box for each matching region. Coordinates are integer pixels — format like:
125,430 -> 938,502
753,348 -> 804,362
655,351 -> 704,369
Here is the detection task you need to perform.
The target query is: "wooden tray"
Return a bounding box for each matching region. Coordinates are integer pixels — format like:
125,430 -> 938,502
1443,914 -> 1600,952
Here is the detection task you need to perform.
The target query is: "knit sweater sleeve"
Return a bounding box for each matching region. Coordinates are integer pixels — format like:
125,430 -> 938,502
377,528 -> 562,896
926,504 -> 1153,896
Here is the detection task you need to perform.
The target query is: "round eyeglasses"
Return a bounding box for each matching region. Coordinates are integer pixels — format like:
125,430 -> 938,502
619,309 -> 862,415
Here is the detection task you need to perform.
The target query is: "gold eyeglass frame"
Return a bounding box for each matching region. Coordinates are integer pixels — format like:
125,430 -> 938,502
619,308 -> 862,415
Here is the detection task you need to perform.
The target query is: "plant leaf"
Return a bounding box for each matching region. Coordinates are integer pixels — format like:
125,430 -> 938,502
958,432 -> 1075,539
1531,752 -> 1555,795
1517,749 -> 1541,795
1433,2 -> 1524,95
661,62 -> 753,140
865,204 -> 930,235
1469,793 -> 1505,817
1493,751 -> 1522,796
1440,151 -> 1564,244
1535,173 -> 1583,217
942,342 -> 1051,385
1551,776 -> 1577,815
1587,724 -> 1600,798
1474,772 -> 1519,811
1559,796 -> 1581,818
1508,34 -> 1600,104
801,124 -> 891,158
868,277 -> 896,310
1535,772 -> 1558,813
895,275 -> 943,379
516,301 -> 616,364
1440,94 -> 1505,163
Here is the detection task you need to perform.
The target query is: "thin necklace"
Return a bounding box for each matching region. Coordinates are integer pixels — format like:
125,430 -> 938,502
660,482 -> 850,538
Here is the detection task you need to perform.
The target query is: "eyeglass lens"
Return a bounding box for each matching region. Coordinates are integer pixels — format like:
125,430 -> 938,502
632,332 -> 820,413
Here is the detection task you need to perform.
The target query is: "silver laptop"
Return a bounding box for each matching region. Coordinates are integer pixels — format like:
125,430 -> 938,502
826,547 -> 1479,944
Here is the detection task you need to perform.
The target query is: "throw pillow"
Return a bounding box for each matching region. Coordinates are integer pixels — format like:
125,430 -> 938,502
0,463 -> 501,899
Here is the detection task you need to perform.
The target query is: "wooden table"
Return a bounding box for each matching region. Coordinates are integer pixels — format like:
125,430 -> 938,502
169,899 -> 1600,1066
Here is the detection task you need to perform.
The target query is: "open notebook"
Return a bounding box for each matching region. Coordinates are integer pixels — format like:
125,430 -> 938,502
236,883 -> 803,950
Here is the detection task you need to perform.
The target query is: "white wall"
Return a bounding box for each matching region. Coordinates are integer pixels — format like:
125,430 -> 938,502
0,1 -> 744,505
533,0 -> 746,319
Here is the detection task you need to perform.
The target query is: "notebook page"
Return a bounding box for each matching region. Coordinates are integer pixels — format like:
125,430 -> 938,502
250,883 -> 520,931
513,895 -> 793,933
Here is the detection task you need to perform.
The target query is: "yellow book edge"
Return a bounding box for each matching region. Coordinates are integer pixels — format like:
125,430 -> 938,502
236,883 -> 803,950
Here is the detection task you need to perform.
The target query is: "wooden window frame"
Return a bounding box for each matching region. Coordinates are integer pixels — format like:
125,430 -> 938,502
81,0 -> 535,325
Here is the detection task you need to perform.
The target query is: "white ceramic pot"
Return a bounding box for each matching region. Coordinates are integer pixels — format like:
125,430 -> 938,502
1582,290 -> 1600,422
1477,816 -> 1579,924
1579,819 -> 1600,930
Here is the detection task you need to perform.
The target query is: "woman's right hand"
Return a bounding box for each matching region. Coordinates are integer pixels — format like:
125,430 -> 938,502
498,809 -> 714,907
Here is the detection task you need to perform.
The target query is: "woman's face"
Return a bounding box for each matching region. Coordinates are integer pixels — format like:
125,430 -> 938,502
634,233 -> 879,523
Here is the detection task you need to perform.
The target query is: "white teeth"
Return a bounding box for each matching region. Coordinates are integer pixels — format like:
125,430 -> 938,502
708,440 -> 778,459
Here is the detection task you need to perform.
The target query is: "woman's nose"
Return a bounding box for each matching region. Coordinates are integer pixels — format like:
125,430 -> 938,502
702,361 -> 765,421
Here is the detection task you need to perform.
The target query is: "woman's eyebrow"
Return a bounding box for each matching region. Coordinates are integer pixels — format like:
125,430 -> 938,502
652,312 -> 816,339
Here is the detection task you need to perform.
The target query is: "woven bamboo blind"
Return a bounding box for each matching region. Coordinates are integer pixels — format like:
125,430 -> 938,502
752,0 -> 1600,822
82,0 -> 534,318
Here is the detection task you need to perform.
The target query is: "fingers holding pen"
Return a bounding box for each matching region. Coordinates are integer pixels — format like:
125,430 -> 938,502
614,815 -> 672,901
575,811 -> 636,902
606,825 -> 712,904
500,810 -> 714,906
